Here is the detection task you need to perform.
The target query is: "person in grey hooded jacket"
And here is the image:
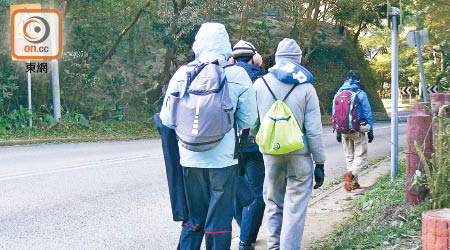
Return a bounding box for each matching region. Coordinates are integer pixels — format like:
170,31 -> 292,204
252,38 -> 326,250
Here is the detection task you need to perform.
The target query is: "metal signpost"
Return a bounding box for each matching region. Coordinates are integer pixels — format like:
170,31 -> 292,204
406,29 -> 429,102
11,4 -> 42,127
51,60 -> 61,121
27,60 -> 32,127
49,0 -> 61,121
390,7 -> 400,180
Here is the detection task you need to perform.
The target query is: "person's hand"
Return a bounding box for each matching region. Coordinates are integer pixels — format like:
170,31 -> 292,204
336,133 -> 342,143
368,131 -> 374,143
314,164 -> 325,189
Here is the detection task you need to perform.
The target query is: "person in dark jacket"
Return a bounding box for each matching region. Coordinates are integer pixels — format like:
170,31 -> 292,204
230,40 -> 265,250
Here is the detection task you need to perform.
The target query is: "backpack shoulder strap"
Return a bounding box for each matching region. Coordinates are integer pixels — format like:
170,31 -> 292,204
218,60 -> 233,69
283,84 -> 298,102
261,76 -> 278,100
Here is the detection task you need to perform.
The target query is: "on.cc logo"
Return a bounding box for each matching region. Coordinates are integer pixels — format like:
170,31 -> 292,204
23,16 -> 50,44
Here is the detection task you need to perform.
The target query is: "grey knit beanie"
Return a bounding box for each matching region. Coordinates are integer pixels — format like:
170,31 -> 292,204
275,38 -> 302,64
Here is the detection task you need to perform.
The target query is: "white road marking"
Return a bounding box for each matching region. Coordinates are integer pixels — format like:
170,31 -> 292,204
0,154 -> 162,181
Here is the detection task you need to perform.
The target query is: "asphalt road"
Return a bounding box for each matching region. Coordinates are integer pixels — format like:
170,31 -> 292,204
0,122 -> 407,250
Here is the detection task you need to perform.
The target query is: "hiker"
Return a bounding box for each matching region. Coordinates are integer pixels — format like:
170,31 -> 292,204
159,21 -> 257,250
252,38 -> 326,250
230,40 -> 265,250
332,70 -> 374,192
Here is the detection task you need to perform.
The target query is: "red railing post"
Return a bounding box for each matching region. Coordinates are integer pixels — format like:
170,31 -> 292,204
406,113 -> 433,204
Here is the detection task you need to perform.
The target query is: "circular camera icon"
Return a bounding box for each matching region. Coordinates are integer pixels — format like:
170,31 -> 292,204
23,16 -> 50,44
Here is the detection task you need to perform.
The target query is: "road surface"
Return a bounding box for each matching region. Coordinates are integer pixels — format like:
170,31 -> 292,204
0,122 -> 407,250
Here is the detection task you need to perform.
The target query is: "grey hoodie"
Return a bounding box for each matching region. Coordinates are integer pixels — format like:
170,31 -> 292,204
252,38 -> 326,164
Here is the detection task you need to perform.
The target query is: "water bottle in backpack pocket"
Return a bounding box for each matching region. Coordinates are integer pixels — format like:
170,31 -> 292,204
166,61 -> 235,152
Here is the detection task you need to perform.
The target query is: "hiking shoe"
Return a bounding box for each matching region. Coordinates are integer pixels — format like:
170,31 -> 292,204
345,172 -> 361,191
351,178 -> 361,190
239,241 -> 255,250
344,172 -> 353,192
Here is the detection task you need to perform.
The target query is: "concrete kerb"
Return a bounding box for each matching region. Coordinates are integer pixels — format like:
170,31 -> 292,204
0,135 -> 157,147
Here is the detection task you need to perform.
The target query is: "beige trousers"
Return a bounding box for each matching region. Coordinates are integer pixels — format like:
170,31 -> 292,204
342,132 -> 368,176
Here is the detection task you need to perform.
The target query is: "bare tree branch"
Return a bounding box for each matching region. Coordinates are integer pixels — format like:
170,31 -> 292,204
98,1 -> 152,67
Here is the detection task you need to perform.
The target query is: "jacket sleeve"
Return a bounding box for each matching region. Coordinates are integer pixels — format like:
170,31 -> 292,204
304,86 -> 326,164
359,91 -> 374,131
235,81 -> 258,130
331,91 -> 340,115
159,67 -> 186,129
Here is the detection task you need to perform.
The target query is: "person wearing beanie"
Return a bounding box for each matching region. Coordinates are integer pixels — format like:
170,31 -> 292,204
333,70 -> 374,192
251,38 -> 326,249
231,40 -> 263,80
230,40 -> 265,250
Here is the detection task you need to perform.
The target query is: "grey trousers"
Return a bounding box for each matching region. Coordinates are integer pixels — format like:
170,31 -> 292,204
262,154 -> 314,250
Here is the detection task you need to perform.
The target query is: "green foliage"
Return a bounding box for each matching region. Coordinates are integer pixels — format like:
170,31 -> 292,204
2,0 -> 419,127
0,72 -> 19,110
308,28 -> 385,114
0,106 -> 32,132
64,112 -> 90,128
43,114 -> 58,129
0,112 -> 157,140
414,106 -> 450,209
317,161 -> 427,249
360,0 -> 450,97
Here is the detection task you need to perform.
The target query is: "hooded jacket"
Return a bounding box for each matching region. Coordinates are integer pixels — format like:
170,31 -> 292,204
160,22 -> 257,168
332,79 -> 374,131
252,38 -> 326,164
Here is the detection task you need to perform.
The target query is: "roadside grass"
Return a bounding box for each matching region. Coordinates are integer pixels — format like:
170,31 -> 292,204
0,118 -> 158,142
316,161 -> 429,250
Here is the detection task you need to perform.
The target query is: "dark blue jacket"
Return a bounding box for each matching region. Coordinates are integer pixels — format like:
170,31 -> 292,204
236,62 -> 263,83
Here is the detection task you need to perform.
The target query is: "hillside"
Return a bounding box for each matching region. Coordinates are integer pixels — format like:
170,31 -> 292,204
308,26 -> 386,114
238,16 -> 386,115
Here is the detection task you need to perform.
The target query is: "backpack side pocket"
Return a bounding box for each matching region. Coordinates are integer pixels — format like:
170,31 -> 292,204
167,92 -> 181,127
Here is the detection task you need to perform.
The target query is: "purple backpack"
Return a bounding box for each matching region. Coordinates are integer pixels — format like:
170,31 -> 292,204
332,90 -> 361,134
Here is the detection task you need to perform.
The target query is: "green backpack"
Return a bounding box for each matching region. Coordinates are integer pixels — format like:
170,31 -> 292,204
256,77 -> 304,155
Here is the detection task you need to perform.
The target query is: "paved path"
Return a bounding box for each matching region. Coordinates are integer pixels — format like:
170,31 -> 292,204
0,122 -> 407,249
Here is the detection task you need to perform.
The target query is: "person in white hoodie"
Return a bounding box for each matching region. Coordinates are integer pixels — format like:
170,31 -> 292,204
159,22 -> 257,250
252,38 -> 326,250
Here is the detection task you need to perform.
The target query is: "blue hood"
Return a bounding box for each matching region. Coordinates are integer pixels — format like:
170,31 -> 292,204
339,78 -> 361,91
236,62 -> 263,83
268,60 -> 314,84
192,22 -> 232,62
